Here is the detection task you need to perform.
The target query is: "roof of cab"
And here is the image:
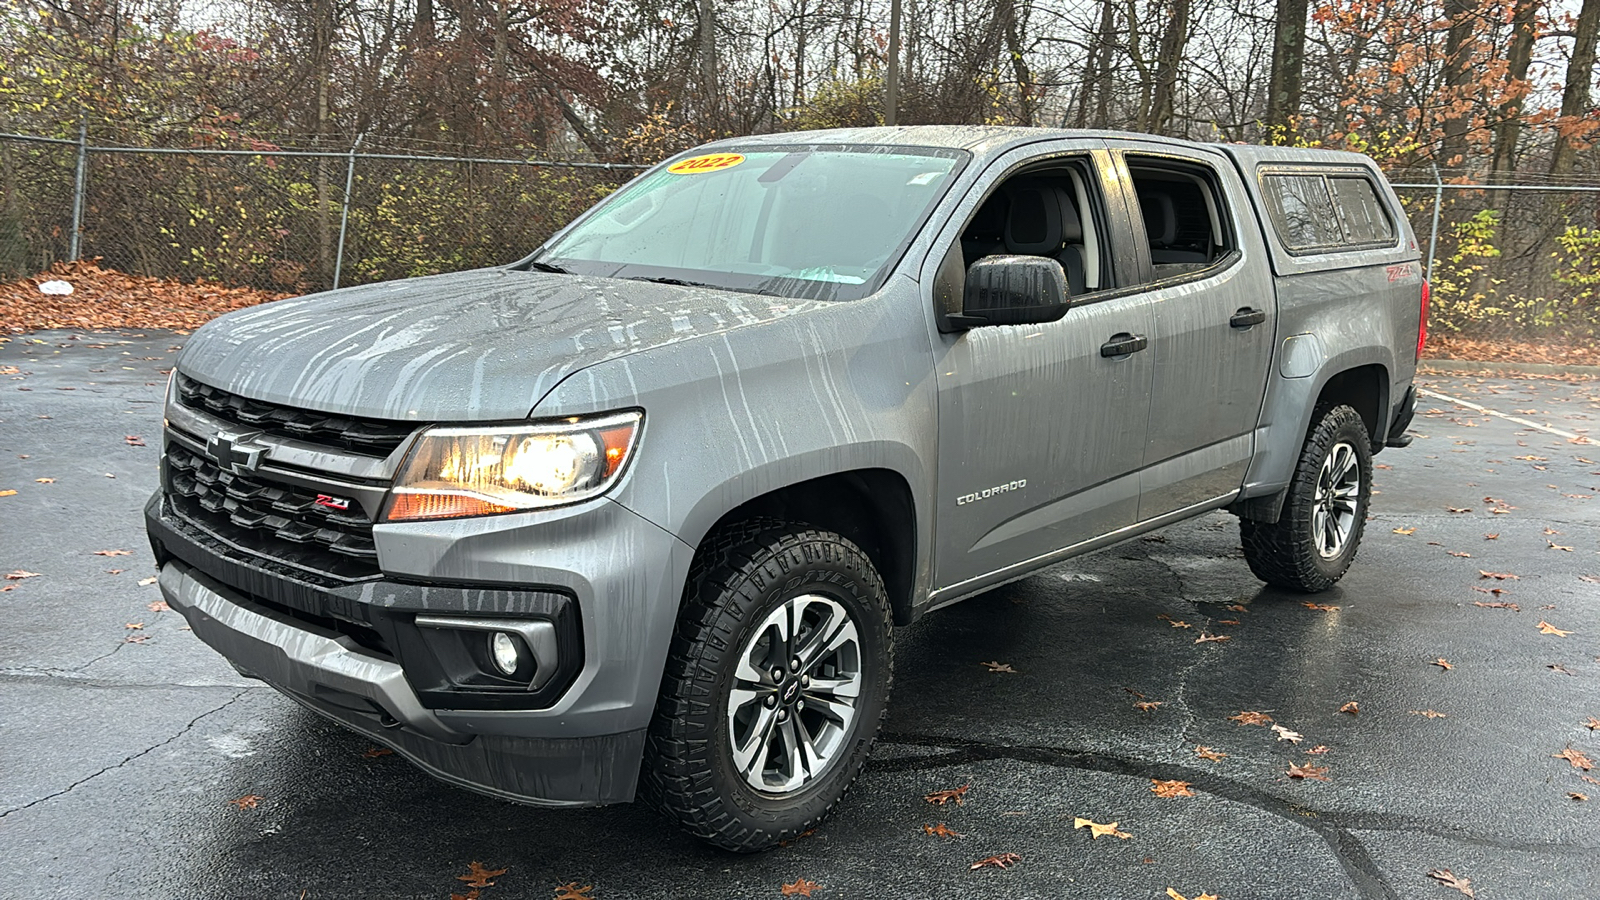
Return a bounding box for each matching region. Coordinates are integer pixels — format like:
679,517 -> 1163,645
700,126 -> 1380,170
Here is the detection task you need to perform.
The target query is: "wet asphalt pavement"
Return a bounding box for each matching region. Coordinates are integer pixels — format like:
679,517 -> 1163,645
1,331 -> 1598,900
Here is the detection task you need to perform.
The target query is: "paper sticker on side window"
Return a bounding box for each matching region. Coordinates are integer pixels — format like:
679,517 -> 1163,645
667,153 -> 745,174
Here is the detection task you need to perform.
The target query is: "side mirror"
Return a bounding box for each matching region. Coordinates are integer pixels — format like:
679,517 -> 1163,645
947,256 -> 1071,330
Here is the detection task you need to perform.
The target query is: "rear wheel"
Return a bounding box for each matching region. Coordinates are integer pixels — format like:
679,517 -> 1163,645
1240,404 -> 1373,592
643,520 -> 893,852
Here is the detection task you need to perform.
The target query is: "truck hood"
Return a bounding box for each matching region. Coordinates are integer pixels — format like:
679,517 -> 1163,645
175,268 -> 825,422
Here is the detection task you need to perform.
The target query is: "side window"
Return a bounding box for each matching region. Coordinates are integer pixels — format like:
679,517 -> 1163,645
1126,157 -> 1236,283
1262,171 -> 1397,253
956,158 -> 1109,296
1330,176 -> 1395,244
1262,174 -> 1340,251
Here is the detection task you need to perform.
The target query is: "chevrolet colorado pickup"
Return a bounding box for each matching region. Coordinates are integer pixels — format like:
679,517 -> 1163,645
147,126 -> 1423,851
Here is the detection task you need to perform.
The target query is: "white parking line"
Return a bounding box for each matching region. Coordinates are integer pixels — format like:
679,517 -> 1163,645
1417,387 -> 1589,442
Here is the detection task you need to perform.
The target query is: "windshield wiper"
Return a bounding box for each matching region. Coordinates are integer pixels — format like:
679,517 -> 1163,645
527,260 -> 568,274
624,276 -> 716,288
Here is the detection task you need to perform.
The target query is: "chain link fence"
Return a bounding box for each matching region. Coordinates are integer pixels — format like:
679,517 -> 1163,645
0,132 -> 643,294
4,132 -> 1600,339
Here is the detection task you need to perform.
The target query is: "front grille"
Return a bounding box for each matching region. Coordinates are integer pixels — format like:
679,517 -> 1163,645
176,375 -> 418,457
165,442 -> 381,580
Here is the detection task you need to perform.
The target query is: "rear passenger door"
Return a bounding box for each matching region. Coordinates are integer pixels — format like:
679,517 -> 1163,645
1103,142 -> 1277,520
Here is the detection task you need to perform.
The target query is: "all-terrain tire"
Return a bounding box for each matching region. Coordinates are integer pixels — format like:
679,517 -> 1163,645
641,519 -> 894,853
1240,404 -> 1374,592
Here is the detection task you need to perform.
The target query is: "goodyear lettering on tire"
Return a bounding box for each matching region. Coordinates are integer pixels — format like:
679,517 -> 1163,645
667,153 -> 746,175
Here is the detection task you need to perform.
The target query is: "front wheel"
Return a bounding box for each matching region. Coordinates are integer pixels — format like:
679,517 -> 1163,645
1240,404 -> 1373,592
642,521 -> 893,852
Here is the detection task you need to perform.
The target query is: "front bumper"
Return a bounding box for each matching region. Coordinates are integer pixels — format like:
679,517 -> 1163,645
147,490 -> 694,807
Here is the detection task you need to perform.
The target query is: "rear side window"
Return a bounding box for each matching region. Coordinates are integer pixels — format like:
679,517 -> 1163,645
1261,171 -> 1396,253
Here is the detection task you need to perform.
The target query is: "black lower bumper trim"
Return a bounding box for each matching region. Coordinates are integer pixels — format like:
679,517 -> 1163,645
1386,385 -> 1417,448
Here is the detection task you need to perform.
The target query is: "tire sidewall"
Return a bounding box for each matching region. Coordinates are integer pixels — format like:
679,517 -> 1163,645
1294,407 -> 1374,583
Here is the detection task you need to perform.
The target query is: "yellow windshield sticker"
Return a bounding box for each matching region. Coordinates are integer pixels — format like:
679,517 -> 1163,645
667,153 -> 745,175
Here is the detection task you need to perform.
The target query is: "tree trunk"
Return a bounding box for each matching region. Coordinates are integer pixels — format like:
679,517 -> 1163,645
996,0 -> 1034,125
1148,0 -> 1191,134
1084,0 -> 1116,127
1552,0 -> 1600,174
1264,0 -> 1308,135
698,0 -> 719,131
1490,0 -> 1540,181
1439,0 -> 1479,170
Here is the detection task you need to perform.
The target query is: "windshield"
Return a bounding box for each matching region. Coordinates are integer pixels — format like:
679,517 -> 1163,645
534,145 -> 966,300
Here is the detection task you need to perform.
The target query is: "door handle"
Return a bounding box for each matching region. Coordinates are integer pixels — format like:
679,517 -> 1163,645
1100,333 -> 1148,358
1230,307 -> 1267,329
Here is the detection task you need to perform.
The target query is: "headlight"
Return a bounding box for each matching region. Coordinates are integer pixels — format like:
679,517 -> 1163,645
382,411 -> 642,522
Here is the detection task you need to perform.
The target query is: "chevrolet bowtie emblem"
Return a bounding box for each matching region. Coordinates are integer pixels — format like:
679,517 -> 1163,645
206,430 -> 269,475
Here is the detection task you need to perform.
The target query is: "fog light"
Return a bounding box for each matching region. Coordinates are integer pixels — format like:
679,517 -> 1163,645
490,632 -> 520,675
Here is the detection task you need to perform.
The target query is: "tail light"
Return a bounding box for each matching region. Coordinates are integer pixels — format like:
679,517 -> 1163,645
1416,280 -> 1430,360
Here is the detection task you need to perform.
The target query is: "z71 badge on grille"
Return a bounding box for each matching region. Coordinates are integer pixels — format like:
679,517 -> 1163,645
314,494 -> 352,511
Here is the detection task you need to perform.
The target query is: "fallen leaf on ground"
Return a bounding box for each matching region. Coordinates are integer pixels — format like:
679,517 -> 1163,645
1571,792 -> 1589,801
969,853 -> 1022,870
1472,600 -> 1520,610
1271,724 -> 1304,743
1478,570 -> 1518,580
1553,747 -> 1594,770
0,490 -> 15,497
1195,746 -> 1227,760
1432,658 -> 1454,670
1484,533 -> 1499,540
124,622 -> 143,630
138,576 -> 157,586
1544,527 -> 1561,534
1167,619 -> 1193,629
1447,551 -> 1473,558
124,634 -> 149,643
1287,762 -> 1331,781
980,661 -> 1017,673
1194,632 -> 1230,644
5,570 -> 41,580
105,569 -> 123,575
1411,710 -> 1448,718
1150,779 -> 1194,798
227,794 -> 262,810
1134,700 -> 1164,712
553,883 -> 593,900
923,823 -> 963,838
93,549 -> 130,557
1218,618 -> 1241,625
1538,621 -> 1574,636
1446,506 -> 1472,513
1585,717 -> 1600,731
1302,602 -> 1341,612
361,747 -> 393,758
147,600 -> 169,612
1226,604 -> 1247,612
1581,575 -> 1600,584
1229,711 -> 1273,726
1340,701 -> 1359,715
34,477 -> 54,483
450,891 -> 479,900
1427,868 -> 1476,897
925,784 -> 970,806
1306,745 -> 1331,755
1393,526 -> 1417,534
1073,818 -> 1131,840
1549,541 -> 1575,552
1166,891 -> 1221,900
124,435 -> 146,447
457,861 -> 508,889
1550,664 -> 1575,675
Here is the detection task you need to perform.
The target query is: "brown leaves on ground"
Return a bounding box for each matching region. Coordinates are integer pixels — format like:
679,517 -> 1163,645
1537,621 -> 1574,637
93,549 -> 130,557
1552,747 -> 1594,770
0,260 -> 290,334
1424,333 -> 1600,367
361,747 -> 393,758
1287,761 -> 1331,781
1432,658 -> 1454,671
34,477 -> 54,483
1393,526 -> 1417,534
1585,717 -> 1600,731
1446,506 -> 1472,514
5,570 -> 42,580
1411,710 -> 1448,719
1302,602 -> 1340,611
969,853 -> 1022,870
780,877 -> 820,896
924,784 -> 970,806
1340,701 -> 1360,715
1229,711 -> 1273,726
1166,890 -> 1221,900
138,576 -> 157,586
922,823 -> 963,838
1271,724 -> 1304,743
1193,632 -> 1230,644
456,862 -> 508,889
1195,746 -> 1228,760
1570,792 -> 1589,802
1134,701 -> 1165,712
1073,818 -> 1132,840
147,599 -> 169,612
1549,540 -> 1576,552
124,435 -> 147,447
0,489 -> 16,497
1150,779 -> 1194,798
227,794 -> 262,810
1472,600 -> 1520,611
1478,570 -> 1519,580
980,660 -> 1017,673
552,883 -> 593,900
1426,868 -> 1477,897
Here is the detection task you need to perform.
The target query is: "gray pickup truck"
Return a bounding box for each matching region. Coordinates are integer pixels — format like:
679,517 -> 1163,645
146,126 -> 1423,852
